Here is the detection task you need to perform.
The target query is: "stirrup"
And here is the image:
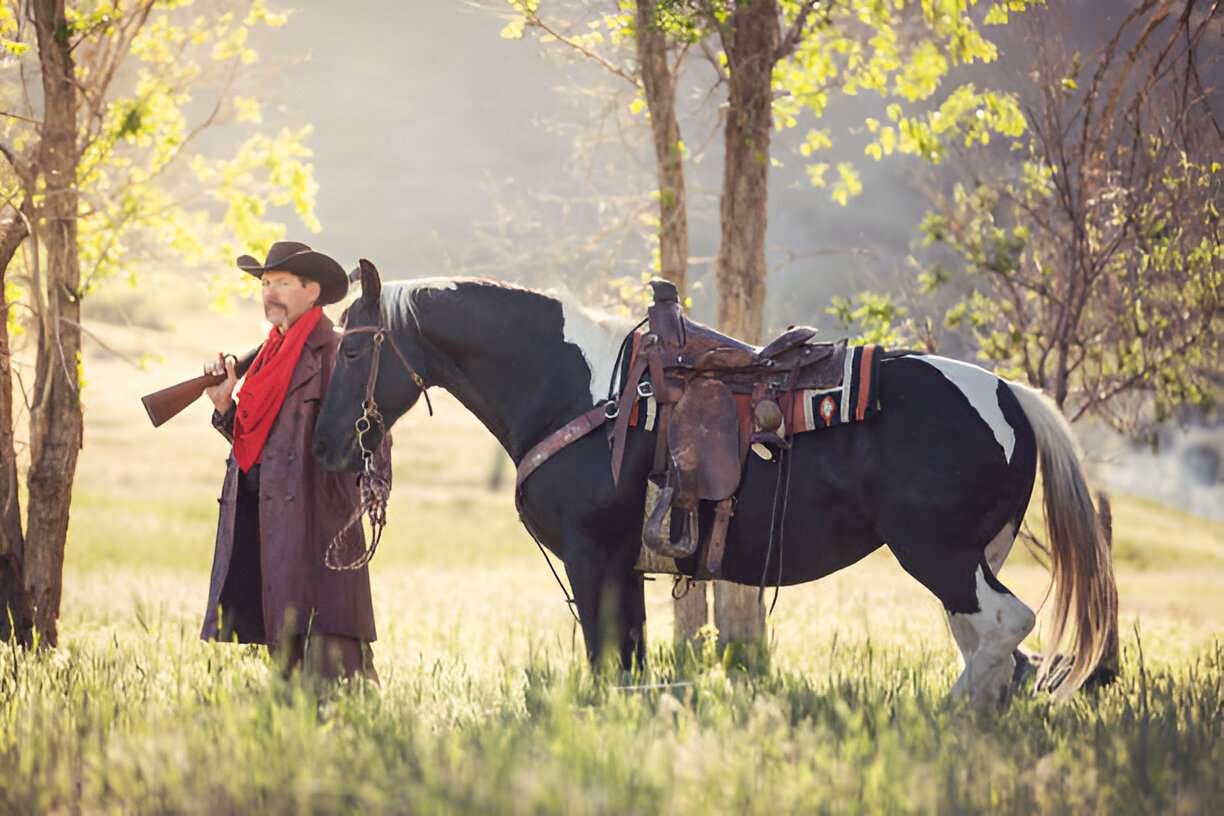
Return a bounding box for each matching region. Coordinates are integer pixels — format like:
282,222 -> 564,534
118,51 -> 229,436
644,489 -> 699,559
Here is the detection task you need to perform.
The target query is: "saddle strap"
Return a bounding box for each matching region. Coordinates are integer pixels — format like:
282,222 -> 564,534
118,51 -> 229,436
653,401 -> 672,476
609,349 -> 651,484
647,347 -> 670,475
516,404 -> 610,491
704,498 -> 735,576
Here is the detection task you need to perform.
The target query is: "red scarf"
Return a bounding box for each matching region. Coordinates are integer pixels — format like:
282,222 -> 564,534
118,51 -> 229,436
232,306 -> 323,472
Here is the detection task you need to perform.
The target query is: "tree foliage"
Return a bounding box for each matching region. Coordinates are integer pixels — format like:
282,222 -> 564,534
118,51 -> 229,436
771,0 -> 1036,206
913,0 -> 1221,433
495,0 -> 1040,292
0,0 -> 319,645
1,0 -> 320,324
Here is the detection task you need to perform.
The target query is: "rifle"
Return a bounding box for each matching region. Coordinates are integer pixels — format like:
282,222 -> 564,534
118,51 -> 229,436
140,345 -> 262,427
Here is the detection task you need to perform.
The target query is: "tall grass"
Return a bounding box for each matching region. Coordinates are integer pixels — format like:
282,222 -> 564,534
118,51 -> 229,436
1,627 -> 1220,814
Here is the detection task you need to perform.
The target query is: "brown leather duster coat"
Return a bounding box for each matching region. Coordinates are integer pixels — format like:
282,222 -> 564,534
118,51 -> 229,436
201,313 -> 383,644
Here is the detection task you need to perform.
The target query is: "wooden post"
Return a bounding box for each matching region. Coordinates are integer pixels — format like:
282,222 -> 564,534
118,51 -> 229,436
672,580 -> 708,646
1096,492 -> 1120,680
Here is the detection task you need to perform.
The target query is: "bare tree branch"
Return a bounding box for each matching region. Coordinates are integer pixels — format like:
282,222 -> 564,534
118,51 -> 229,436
523,11 -> 640,87
58,317 -> 144,370
775,0 -> 820,63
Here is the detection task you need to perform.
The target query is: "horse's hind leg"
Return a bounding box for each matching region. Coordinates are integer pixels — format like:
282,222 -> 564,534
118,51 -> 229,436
948,562 -> 1035,706
888,535 -> 1034,707
946,523 -> 1018,666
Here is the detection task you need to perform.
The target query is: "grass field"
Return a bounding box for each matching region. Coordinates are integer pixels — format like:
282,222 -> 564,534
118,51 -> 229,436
2,303 -> 1221,813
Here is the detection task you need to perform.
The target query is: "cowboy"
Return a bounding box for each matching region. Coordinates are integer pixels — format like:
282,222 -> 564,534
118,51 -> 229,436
200,241 -> 383,682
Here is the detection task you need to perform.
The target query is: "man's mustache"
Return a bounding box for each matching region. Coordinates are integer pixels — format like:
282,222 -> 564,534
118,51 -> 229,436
264,300 -> 287,309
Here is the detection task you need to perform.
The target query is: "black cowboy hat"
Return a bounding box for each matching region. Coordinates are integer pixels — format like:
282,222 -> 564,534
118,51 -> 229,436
236,241 -> 348,306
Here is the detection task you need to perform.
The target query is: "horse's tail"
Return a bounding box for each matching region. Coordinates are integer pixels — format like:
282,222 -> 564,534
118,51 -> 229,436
1008,381 -> 1118,700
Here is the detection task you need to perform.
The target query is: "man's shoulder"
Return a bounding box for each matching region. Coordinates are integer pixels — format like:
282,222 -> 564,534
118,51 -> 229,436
303,313 -> 339,360
308,312 -> 336,345
283,312 -> 335,381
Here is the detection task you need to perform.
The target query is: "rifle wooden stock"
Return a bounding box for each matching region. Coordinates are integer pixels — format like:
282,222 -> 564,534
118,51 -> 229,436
141,346 -> 262,427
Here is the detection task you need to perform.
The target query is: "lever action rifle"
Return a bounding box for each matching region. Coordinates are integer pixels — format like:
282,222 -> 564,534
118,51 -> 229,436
140,345 -> 262,427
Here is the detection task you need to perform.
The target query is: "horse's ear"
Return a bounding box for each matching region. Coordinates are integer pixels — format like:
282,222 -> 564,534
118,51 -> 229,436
359,258 -> 382,305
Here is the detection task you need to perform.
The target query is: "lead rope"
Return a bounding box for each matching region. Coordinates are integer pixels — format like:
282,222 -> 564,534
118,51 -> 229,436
324,390 -> 392,571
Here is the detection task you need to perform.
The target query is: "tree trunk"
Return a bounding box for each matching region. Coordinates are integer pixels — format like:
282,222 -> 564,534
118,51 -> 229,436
707,0 -> 779,648
24,0 -> 82,647
0,208 -> 32,645
635,0 -> 689,291
714,0 -> 777,345
631,0 -> 709,647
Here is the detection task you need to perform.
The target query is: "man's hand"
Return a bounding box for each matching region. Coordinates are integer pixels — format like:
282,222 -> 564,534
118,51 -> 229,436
203,353 -> 238,414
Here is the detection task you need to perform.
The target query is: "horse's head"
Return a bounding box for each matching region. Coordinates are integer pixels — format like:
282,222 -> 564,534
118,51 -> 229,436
312,258 -> 429,471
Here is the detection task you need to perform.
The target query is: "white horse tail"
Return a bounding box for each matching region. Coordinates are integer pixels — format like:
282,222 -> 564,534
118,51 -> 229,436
1008,381 -> 1119,699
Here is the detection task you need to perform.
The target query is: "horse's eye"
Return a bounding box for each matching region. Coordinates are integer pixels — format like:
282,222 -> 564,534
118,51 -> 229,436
343,347 -> 361,360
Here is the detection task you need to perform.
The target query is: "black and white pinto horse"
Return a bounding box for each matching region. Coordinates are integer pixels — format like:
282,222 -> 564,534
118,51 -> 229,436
312,264 -> 1118,706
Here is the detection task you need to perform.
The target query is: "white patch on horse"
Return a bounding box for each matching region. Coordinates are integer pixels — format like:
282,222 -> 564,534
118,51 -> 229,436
949,564 -> 1035,705
947,523 -> 1017,666
983,523 -> 1017,574
918,356 -> 1016,462
553,292 -> 636,404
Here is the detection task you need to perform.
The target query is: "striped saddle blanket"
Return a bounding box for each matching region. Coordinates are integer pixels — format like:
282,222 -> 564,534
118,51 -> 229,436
626,341 -> 882,438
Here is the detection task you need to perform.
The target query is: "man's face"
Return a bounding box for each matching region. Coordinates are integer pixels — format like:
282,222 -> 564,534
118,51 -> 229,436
262,270 -> 321,328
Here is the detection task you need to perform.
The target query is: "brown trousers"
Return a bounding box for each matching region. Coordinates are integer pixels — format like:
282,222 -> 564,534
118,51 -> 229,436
277,633 -> 379,683
222,465 -> 378,684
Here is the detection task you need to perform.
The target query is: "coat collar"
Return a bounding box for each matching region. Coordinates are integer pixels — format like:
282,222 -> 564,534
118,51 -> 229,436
305,312 -> 335,351
283,312 -> 332,398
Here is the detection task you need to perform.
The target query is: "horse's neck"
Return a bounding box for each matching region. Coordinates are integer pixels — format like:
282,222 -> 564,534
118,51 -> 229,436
409,283 -> 626,463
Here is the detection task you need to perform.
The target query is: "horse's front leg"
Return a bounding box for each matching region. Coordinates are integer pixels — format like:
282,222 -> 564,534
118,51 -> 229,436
616,567 -> 647,670
563,531 -> 646,673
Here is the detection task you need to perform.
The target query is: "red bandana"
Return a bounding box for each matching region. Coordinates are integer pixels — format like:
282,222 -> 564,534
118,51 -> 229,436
232,306 -> 323,472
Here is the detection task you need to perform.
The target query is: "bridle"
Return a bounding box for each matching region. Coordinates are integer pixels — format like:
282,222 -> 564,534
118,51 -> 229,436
342,324 -> 433,443
324,318 -> 433,571
323,307 -> 583,628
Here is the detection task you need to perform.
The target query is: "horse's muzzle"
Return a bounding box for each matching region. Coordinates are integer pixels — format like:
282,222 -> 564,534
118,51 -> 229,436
311,435 -> 362,472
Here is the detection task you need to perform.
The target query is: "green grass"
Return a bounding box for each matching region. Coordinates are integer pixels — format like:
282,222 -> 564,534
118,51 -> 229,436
2,631 -> 1220,813
1,308 -> 1220,814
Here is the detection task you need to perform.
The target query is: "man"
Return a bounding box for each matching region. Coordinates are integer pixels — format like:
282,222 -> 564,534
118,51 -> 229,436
201,240 -> 383,681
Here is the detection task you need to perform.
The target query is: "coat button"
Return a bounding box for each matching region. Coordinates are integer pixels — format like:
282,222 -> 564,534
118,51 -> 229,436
288,453 -> 295,462
286,494 -> 295,502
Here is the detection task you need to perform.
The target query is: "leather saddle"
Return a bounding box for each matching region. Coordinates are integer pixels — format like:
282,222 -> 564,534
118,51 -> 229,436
610,280 -> 848,576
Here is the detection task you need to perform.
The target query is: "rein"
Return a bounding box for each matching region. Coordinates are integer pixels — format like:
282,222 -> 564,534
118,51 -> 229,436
324,321 -> 432,571
323,306 -> 583,628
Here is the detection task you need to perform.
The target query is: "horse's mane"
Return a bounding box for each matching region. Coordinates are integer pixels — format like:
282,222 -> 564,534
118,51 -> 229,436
379,277 -> 614,327
355,279 -> 637,368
